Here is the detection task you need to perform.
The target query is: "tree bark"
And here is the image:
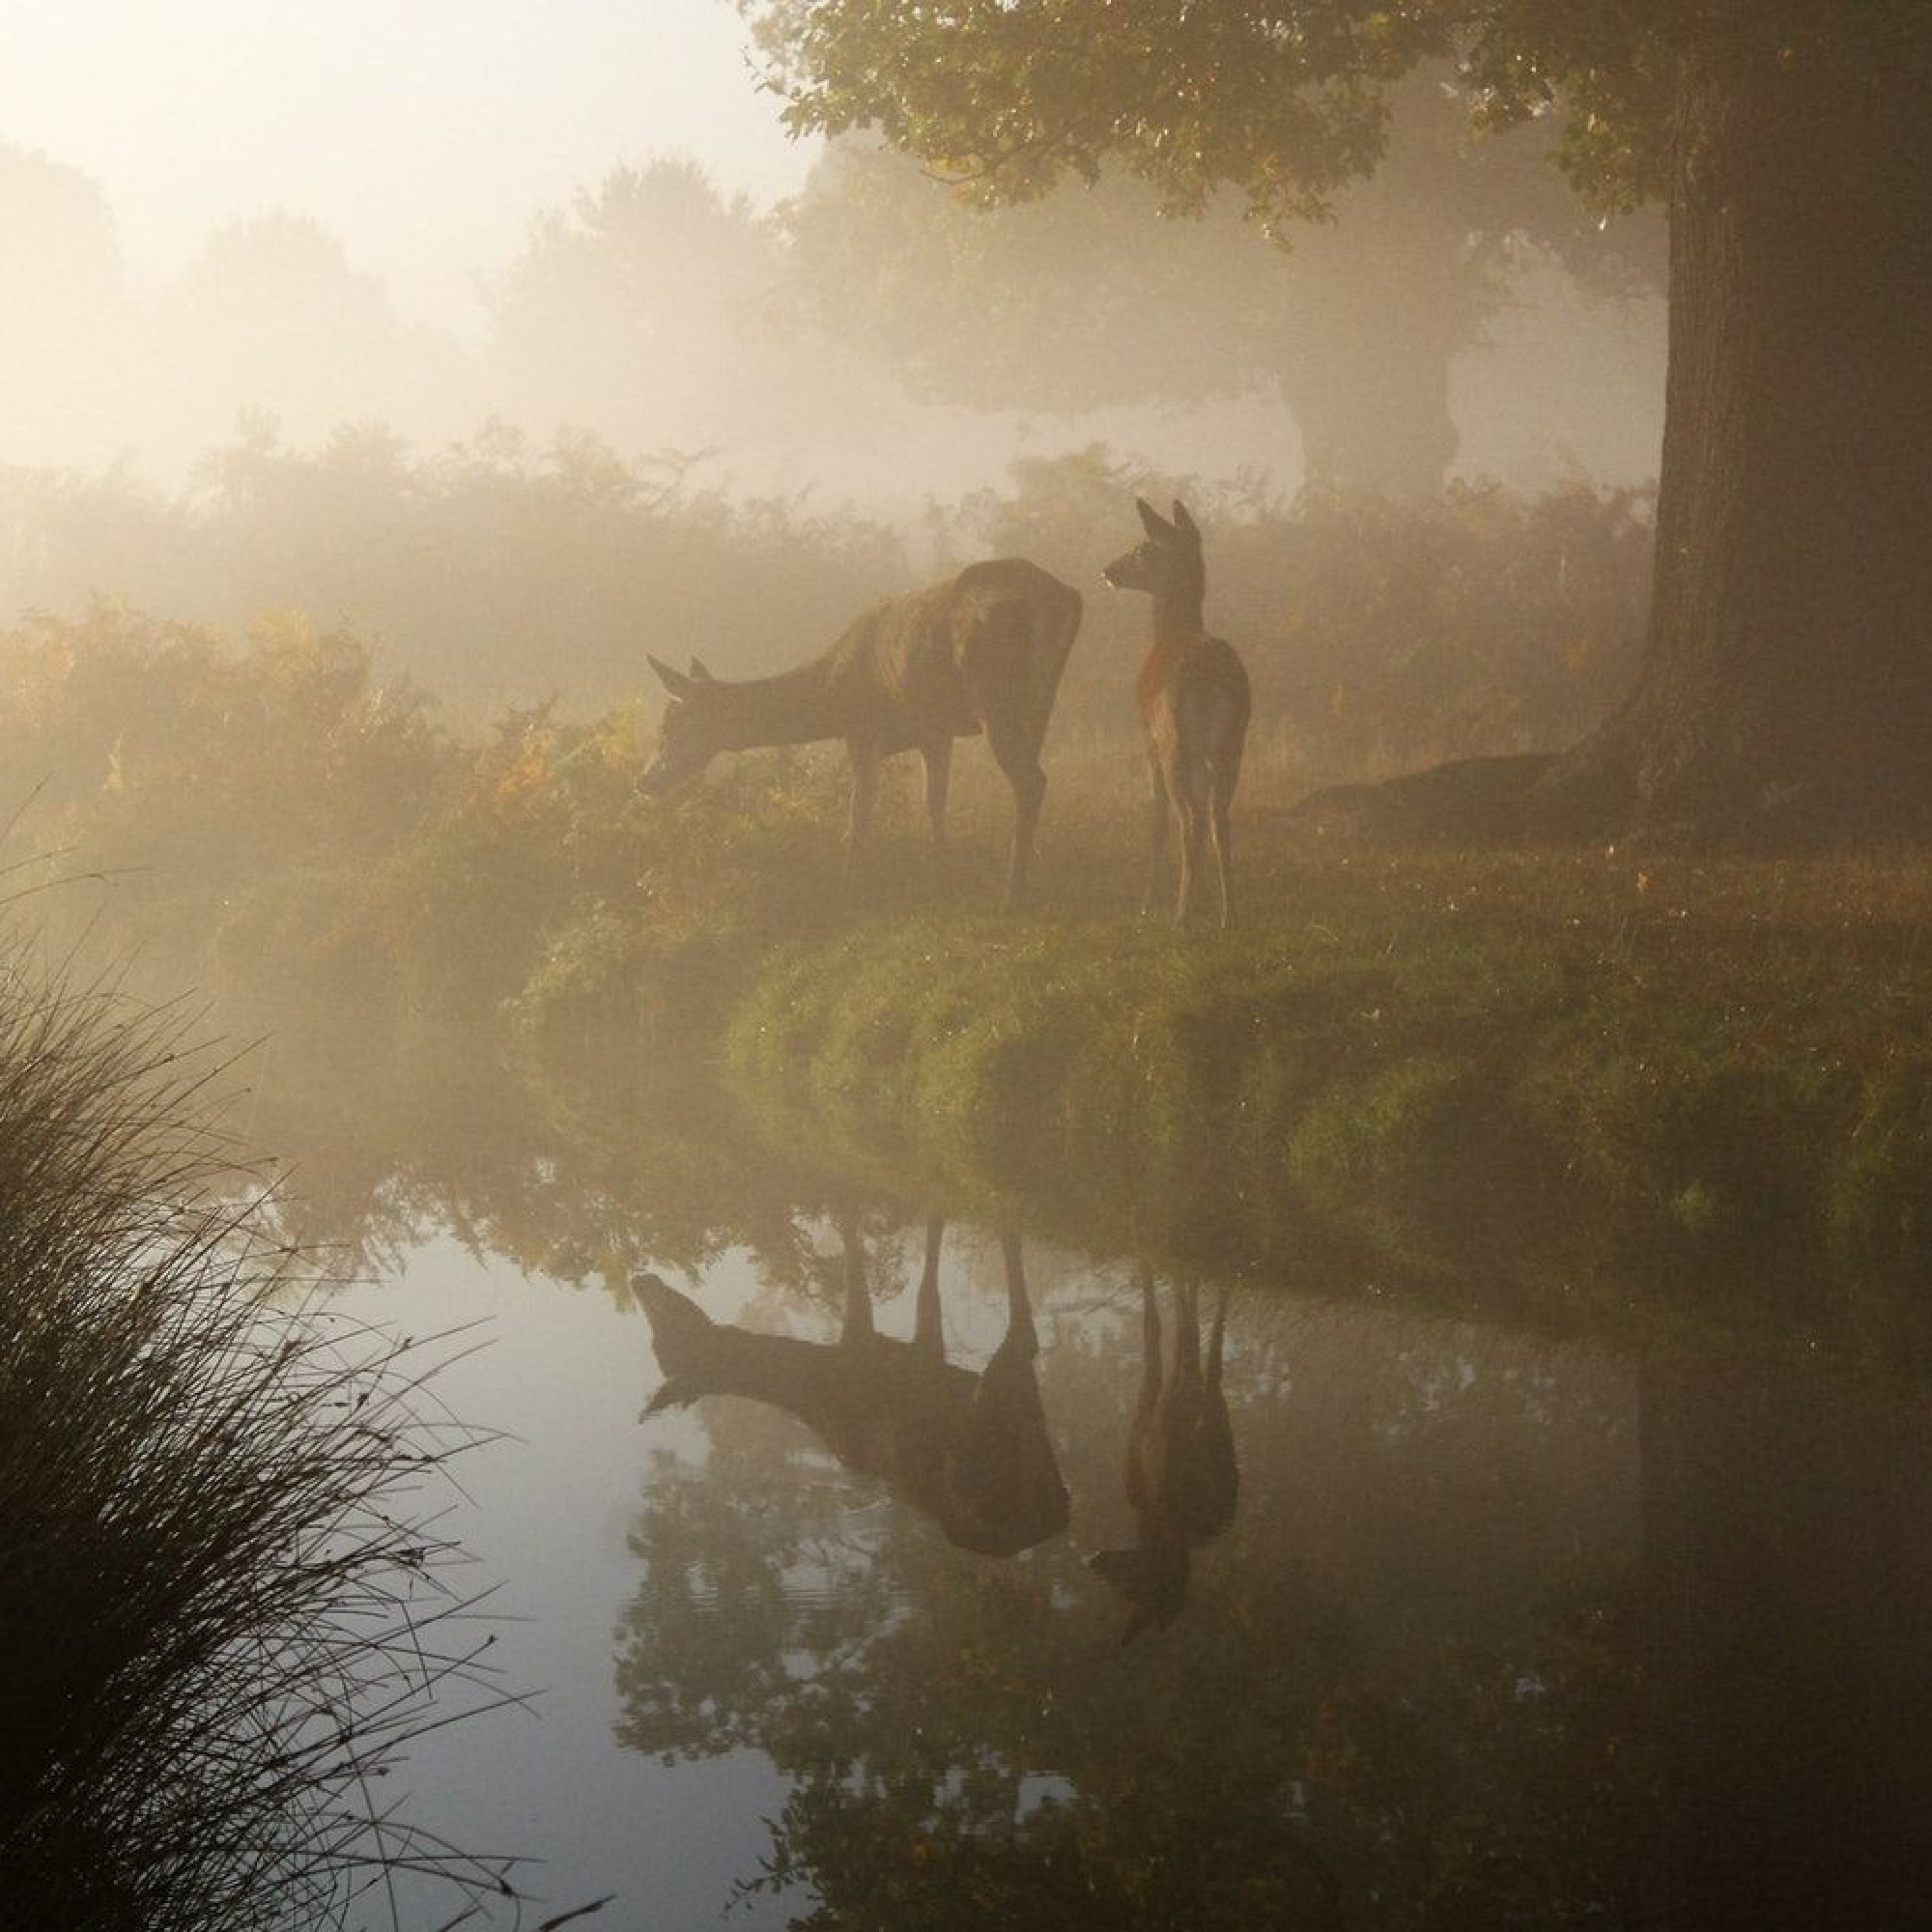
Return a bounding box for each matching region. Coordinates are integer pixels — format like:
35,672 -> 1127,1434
1636,1356 -> 1932,1927
1532,35 -> 1932,844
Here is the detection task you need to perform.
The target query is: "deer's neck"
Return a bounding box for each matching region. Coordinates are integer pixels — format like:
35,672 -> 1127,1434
683,1324 -> 840,1397
1147,584 -> 1207,652
713,659 -> 848,750
1138,591 -> 1208,720
672,1326 -> 959,1431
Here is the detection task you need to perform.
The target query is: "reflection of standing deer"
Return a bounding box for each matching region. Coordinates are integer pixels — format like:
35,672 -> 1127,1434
639,559 -> 1082,911
1102,499 -> 1250,926
1091,1269 -> 1237,1640
635,1219 -> 1069,1558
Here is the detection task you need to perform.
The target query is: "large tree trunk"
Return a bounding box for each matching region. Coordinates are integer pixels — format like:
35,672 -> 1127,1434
1533,36 -> 1932,844
1636,1357 -> 1932,1927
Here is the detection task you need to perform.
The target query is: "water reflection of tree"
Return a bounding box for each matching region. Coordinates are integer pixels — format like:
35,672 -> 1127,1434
239,1022 -> 830,1289
1638,1359 -> 1932,1930
616,1251 -> 1653,1926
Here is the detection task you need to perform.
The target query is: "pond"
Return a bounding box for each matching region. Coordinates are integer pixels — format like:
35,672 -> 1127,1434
269,1037 -> 1932,1930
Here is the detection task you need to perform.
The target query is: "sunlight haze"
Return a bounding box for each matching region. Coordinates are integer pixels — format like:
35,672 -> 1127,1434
7,6 -> 1930,1926
0,0 -> 812,335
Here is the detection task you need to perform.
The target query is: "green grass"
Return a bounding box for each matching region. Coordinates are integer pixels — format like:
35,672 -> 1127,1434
725,828 -> 1932,1364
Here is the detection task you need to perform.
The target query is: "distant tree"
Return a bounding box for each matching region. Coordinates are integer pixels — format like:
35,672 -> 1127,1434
0,142 -> 120,318
0,143 -> 128,464
491,159 -> 765,448
744,1 -> 1932,846
782,71 -> 1662,498
182,211 -> 393,345
488,156 -> 906,487
158,211 -> 470,450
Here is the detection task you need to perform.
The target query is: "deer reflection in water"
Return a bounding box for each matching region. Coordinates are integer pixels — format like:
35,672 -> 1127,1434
634,1219 -> 1069,1558
1091,1267 -> 1238,1640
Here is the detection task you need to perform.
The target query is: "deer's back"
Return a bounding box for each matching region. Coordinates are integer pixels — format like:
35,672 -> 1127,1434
677,1326 -> 1065,1556
815,1334 -> 1067,1555
820,560 -> 1080,751
818,582 -> 979,745
1141,635 -> 1250,770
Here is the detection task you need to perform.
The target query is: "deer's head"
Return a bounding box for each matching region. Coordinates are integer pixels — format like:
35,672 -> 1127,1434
633,1270 -> 725,1415
640,656 -> 728,796
1102,497 -> 1206,603
1089,1540 -> 1191,1644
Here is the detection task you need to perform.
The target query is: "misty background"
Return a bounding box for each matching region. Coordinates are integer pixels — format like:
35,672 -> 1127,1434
0,14 -> 1665,747
0,124 -> 1661,503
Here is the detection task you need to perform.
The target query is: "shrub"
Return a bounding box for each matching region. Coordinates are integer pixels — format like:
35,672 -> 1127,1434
944,449 -> 1653,781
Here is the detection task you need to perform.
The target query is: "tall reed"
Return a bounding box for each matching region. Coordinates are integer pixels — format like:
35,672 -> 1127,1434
0,939 -> 514,1929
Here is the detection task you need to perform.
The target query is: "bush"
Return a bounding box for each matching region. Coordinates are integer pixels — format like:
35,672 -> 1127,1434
942,448 -> 1652,780
0,425 -> 912,714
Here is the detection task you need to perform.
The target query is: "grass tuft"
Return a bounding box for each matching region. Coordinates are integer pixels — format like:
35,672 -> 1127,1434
0,937 -> 516,1929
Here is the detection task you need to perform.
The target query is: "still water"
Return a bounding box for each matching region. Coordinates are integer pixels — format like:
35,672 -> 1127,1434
306,1161 -> 1932,1931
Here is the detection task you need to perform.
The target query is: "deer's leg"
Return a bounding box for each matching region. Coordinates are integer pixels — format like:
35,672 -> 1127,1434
1208,774 -> 1236,930
1172,1281 -> 1202,1391
1141,753 -> 1171,919
844,740 -> 880,882
1137,1264 -> 1163,1406
1172,772 -> 1206,926
1209,716 -> 1244,929
981,712 -> 1046,915
1206,1284 -> 1230,1397
913,1217 -> 946,1364
996,1230 -> 1037,1358
922,739 -> 953,851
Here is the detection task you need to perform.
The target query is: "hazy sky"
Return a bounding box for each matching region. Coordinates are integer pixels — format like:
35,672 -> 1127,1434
0,1 -> 817,336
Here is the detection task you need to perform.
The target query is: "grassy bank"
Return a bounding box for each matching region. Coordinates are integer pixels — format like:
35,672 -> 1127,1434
726,846 -> 1932,1360
10,588 -> 1932,1363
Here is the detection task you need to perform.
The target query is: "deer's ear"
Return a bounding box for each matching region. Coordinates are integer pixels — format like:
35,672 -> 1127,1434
648,654 -> 695,699
1170,500 -> 1200,540
688,656 -> 716,682
1136,497 -> 1174,542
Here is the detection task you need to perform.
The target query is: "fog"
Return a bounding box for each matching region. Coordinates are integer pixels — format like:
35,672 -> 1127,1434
0,122 -> 1663,545
19,22 -> 1932,1931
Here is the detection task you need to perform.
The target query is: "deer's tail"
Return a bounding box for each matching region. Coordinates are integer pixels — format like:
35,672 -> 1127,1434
1023,582 -> 1082,749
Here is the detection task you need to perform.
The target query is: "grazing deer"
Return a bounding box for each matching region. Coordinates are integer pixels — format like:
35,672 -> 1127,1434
635,1218 -> 1069,1559
639,558 -> 1082,912
1102,499 -> 1250,926
1090,1268 -> 1237,1641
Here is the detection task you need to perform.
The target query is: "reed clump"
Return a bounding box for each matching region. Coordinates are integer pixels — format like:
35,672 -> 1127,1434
0,941 -> 512,1930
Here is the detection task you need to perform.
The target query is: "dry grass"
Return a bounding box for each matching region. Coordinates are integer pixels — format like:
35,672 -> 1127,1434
0,939 -> 523,1930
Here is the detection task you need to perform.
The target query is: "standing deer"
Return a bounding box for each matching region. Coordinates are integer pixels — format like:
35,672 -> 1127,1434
639,558 -> 1082,912
1091,1268 -> 1237,1641
1102,499 -> 1250,926
635,1217 -> 1069,1559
